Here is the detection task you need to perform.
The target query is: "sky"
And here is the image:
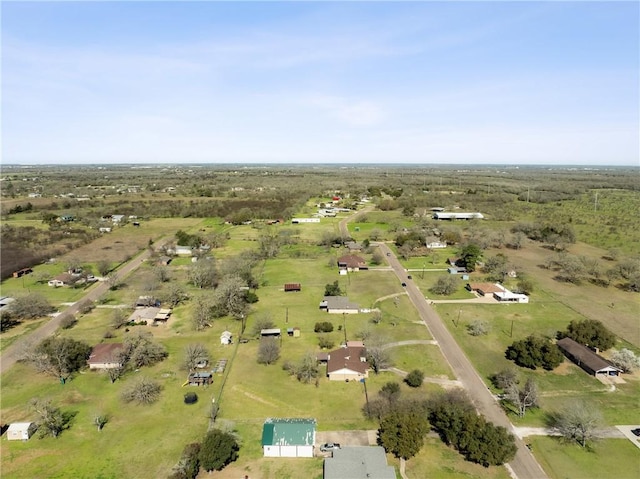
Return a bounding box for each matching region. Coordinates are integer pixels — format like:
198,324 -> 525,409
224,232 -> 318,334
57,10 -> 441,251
2,1 -> 639,166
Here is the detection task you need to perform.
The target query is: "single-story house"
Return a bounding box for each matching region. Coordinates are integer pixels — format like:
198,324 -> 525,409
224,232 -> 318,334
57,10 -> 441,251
433,212 -> 484,220
493,291 -> 529,303
557,337 -> 623,377
324,446 -> 396,479
426,241 -> 447,249
319,296 -> 360,314
128,307 -> 159,324
327,343 -> 369,381
88,343 -> 124,370
48,273 -> 74,287
262,418 -> 316,458
111,214 -> 125,223
99,227 -> 112,233
337,255 -> 368,271
284,283 -> 301,292
466,283 -> 506,296
220,331 -> 233,345
12,268 -> 33,278
7,422 -> 37,441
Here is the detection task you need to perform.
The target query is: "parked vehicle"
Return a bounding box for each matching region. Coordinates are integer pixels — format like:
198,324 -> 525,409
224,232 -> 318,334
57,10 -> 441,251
320,442 -> 341,451
632,428 -> 640,437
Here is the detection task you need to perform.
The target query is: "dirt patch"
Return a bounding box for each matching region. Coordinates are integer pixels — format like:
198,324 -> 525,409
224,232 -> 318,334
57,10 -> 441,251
551,362 -> 573,376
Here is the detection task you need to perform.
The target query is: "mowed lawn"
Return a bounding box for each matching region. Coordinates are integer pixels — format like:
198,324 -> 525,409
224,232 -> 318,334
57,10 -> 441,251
530,437 -> 640,479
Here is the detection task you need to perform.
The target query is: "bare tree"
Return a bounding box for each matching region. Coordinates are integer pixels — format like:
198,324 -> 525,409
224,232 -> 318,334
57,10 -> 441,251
183,343 -> 210,372
122,331 -> 168,369
467,319 -> 490,336
163,283 -> 186,307
366,336 -> 392,374
153,265 -> 171,283
257,338 -> 280,365
189,258 -> 218,289
610,348 -> 640,373
553,401 -> 602,447
111,308 -> 128,329
506,378 -> 539,417
212,275 -> 249,319
106,272 -> 120,290
192,294 -> 214,331
121,376 -> 162,405
30,398 -> 68,438
97,259 -> 112,276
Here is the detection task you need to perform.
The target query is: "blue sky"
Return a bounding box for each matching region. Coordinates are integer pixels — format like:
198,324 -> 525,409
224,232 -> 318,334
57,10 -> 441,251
2,1 -> 638,165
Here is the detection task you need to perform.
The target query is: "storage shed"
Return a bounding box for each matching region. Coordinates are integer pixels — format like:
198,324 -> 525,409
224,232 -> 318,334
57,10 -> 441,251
7,422 -> 36,441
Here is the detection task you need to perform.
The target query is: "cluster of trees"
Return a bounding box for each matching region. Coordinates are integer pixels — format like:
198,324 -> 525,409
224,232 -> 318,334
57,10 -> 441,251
429,275 -> 459,296
372,387 -> 517,466
324,281 -> 343,296
282,352 -> 319,384
557,319 -> 616,351
169,429 -> 239,479
505,335 -> 564,370
491,369 -> 540,418
1,293 -> 55,332
511,222 -> 576,250
428,390 -> 517,466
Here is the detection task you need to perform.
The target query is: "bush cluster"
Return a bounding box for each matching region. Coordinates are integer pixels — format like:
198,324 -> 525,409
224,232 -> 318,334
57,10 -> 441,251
314,321 -> 334,333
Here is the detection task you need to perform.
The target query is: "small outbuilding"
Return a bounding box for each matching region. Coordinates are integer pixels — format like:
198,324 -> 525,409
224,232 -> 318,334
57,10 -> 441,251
7,422 -> 36,441
187,371 -> 213,386
261,328 -> 282,338
220,331 -> 233,345
284,283 -> 301,292
262,418 -> 316,458
12,268 -> 33,278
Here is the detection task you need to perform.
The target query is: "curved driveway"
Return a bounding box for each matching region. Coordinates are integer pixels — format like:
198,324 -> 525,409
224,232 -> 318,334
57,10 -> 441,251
375,242 -> 548,479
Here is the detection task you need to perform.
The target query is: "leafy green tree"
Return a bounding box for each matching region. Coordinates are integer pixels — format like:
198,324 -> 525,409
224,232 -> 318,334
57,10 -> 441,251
378,408 -> 429,459
198,429 -> 239,472
31,337 -> 92,381
505,335 -> 564,370
460,243 -> 482,272
405,369 -> 424,388
379,381 -> 401,403
558,319 -> 616,351
324,280 -> 343,296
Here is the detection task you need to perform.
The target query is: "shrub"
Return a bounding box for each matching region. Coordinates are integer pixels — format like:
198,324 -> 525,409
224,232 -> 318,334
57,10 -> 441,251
467,320 -> 490,336
429,276 -> 459,296
314,321 -> 334,333
505,335 -> 564,370
78,299 -> 95,314
121,377 -> 162,405
405,369 -> 424,388
199,429 -> 239,472
318,335 -> 335,350
59,314 -> 77,330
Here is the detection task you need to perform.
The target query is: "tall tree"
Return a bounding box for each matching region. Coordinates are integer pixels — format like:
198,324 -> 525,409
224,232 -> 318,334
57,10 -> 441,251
188,258 -> 218,289
212,275 -> 249,319
553,401 -> 602,447
558,319 -> 616,351
257,337 -> 280,365
460,243 -> 482,272
378,408 -> 429,459
183,343 -> 210,372
199,429 -> 239,472
31,337 -> 92,381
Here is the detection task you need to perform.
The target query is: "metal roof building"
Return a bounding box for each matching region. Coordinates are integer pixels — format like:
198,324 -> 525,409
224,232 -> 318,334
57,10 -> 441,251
262,418 -> 316,457
324,446 -> 396,479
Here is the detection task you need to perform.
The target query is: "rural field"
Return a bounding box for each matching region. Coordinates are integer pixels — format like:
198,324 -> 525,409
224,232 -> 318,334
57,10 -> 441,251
1,165 -> 639,479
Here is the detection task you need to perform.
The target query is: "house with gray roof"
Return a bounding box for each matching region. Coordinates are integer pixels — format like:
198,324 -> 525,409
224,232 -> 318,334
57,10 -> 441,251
324,446 -> 395,479
262,418 -> 316,457
319,296 -> 360,314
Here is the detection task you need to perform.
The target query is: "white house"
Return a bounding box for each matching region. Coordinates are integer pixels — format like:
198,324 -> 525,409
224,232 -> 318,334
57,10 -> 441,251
7,422 -> 36,441
493,291 -> 529,303
426,241 -> 447,249
433,212 -> 484,220
99,227 -> 112,233
175,245 -> 193,256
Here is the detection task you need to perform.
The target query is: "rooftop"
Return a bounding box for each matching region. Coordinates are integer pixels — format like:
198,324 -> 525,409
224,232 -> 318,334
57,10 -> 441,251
261,418 -> 316,447
324,446 -> 396,479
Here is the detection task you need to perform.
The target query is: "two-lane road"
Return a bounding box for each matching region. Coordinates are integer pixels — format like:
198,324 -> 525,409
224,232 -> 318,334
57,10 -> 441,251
1,242 -> 164,375
376,242 -> 548,479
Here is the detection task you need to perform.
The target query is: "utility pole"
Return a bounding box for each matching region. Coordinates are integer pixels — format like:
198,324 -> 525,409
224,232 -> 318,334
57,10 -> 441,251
527,186 -> 530,203
510,320 -> 514,338
362,378 -> 370,417
285,307 -> 288,324
342,313 -> 347,344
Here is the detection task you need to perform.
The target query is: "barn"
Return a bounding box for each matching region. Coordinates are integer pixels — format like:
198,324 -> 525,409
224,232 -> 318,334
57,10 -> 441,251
262,418 -> 316,457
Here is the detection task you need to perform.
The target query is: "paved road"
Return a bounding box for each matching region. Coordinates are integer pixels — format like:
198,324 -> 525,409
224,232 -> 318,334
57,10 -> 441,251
0,244 -> 160,375
375,242 -> 548,479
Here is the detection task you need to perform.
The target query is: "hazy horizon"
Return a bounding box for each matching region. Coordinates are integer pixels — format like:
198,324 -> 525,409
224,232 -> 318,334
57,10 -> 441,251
3,2 -> 639,166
